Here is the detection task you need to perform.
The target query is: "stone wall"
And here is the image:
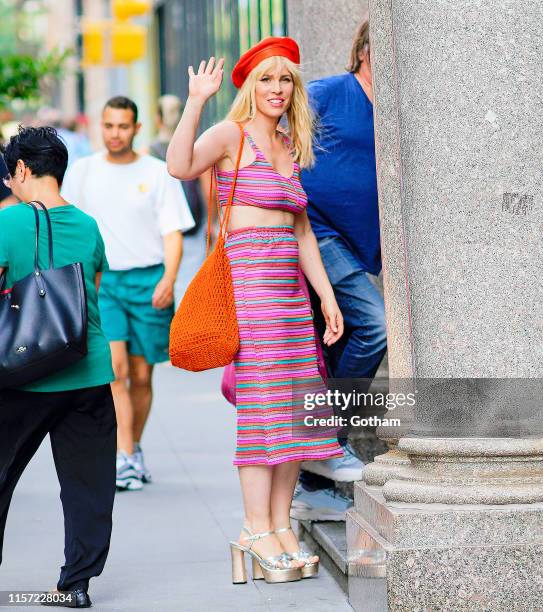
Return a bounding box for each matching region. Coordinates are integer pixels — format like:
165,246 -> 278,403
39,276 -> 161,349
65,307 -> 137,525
287,0 -> 369,82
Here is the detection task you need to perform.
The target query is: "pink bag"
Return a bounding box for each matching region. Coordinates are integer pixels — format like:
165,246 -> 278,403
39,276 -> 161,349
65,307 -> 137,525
221,360 -> 237,406
221,268 -> 328,406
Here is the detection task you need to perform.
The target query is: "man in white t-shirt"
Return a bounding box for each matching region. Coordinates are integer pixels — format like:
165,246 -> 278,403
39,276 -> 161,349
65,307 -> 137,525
62,96 -> 194,491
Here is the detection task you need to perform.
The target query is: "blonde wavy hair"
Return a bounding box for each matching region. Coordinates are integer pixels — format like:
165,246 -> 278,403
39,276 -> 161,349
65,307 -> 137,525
226,56 -> 315,168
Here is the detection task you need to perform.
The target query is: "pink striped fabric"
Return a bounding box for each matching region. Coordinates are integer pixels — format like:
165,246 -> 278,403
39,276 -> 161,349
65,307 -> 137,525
225,226 -> 343,466
216,129 -> 307,214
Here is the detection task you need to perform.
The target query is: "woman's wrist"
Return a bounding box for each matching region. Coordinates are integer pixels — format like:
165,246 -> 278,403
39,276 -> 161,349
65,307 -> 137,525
186,94 -> 208,107
318,287 -> 336,303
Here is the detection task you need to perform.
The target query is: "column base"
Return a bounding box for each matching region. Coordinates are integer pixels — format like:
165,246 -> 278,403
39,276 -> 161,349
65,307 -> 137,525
383,438 -> 543,504
382,437 -> 543,504
347,483 -> 543,611
363,441 -> 411,487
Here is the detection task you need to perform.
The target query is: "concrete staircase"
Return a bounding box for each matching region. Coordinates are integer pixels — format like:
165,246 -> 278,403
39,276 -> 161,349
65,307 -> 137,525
296,359 -> 390,605
298,484 -> 388,612
298,519 -> 349,593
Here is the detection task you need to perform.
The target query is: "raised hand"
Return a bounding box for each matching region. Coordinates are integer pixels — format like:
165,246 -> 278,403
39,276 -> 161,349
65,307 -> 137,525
188,57 -> 225,103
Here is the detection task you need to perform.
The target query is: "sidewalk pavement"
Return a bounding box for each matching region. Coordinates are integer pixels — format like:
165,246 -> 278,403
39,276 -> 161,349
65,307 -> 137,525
2,365 -> 353,612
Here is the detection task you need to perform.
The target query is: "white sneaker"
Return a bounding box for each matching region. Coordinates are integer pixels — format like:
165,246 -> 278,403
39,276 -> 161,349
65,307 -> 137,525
301,443 -> 365,482
116,451 -> 143,491
131,443 -> 152,483
290,484 -> 353,521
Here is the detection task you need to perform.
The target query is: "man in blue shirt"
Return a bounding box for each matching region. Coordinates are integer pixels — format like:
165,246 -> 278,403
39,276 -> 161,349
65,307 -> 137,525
291,20 -> 388,521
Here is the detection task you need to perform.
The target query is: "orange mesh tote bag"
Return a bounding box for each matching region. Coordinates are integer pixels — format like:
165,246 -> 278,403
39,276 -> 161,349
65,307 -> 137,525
169,124 -> 245,371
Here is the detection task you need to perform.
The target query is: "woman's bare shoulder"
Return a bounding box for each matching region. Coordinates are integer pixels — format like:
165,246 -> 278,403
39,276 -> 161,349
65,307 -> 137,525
205,120 -> 243,145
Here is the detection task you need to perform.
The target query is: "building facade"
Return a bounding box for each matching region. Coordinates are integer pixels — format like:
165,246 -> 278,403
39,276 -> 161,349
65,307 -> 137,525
155,0 -> 287,130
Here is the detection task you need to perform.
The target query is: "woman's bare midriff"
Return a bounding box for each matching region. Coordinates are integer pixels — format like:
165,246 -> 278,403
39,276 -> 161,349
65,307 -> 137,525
226,205 -> 295,232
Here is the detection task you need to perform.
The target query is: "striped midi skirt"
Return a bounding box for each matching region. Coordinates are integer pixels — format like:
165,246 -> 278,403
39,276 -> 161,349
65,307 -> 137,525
225,225 -> 344,466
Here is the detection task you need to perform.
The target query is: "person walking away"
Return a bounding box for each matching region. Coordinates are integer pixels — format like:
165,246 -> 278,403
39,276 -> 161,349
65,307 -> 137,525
62,96 -> 195,491
0,126 -> 116,607
292,19 -> 388,521
0,147 -> 17,208
35,108 -> 93,167
148,94 -> 208,303
59,116 -> 93,167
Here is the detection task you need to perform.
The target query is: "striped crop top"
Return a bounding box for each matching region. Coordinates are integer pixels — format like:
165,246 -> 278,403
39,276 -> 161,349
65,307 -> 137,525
215,129 -> 308,214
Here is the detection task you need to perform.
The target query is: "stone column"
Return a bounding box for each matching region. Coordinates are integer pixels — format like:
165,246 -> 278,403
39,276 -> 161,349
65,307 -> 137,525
347,1 -> 543,610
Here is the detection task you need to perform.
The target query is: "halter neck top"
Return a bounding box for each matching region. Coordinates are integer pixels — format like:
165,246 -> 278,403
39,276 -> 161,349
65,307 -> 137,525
215,129 -> 308,214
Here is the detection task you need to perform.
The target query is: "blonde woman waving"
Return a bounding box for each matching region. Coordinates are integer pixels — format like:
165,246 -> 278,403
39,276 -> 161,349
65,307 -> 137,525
167,37 -> 344,584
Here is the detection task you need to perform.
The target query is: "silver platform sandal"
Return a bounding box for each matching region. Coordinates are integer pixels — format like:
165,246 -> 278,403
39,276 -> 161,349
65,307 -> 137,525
229,526 -> 303,584
274,526 -> 319,578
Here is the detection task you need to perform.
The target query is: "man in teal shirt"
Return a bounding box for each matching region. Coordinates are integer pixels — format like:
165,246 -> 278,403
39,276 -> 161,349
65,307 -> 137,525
0,126 -> 115,608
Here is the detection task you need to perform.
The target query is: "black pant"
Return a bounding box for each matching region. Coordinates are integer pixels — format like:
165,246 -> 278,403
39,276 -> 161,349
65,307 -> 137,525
0,384 -> 116,592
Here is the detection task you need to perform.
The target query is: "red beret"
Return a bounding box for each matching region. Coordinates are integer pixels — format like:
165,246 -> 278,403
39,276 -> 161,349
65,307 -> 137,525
232,37 -> 300,89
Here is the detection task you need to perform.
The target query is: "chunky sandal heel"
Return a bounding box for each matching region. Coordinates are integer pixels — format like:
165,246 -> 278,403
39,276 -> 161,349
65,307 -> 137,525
229,542 -> 248,584
251,556 -> 265,580
232,526 -> 302,584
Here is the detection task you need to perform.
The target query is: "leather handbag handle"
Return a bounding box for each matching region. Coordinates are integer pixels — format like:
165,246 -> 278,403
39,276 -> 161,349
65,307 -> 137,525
27,202 -> 41,273
26,201 -> 51,298
0,202 -> 54,296
29,200 -> 54,269
206,123 -> 245,256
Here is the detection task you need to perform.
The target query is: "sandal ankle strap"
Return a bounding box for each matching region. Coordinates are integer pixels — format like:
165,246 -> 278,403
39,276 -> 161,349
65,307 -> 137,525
241,526 -> 275,541
274,526 -> 292,534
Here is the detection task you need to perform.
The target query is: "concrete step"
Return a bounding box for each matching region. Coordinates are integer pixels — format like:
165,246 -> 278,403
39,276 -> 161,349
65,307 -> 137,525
293,361 -> 390,605
298,516 -> 388,612
298,519 -> 349,594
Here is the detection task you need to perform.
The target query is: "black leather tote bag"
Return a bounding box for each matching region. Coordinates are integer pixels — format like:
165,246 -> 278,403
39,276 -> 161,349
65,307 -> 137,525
0,201 -> 88,389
